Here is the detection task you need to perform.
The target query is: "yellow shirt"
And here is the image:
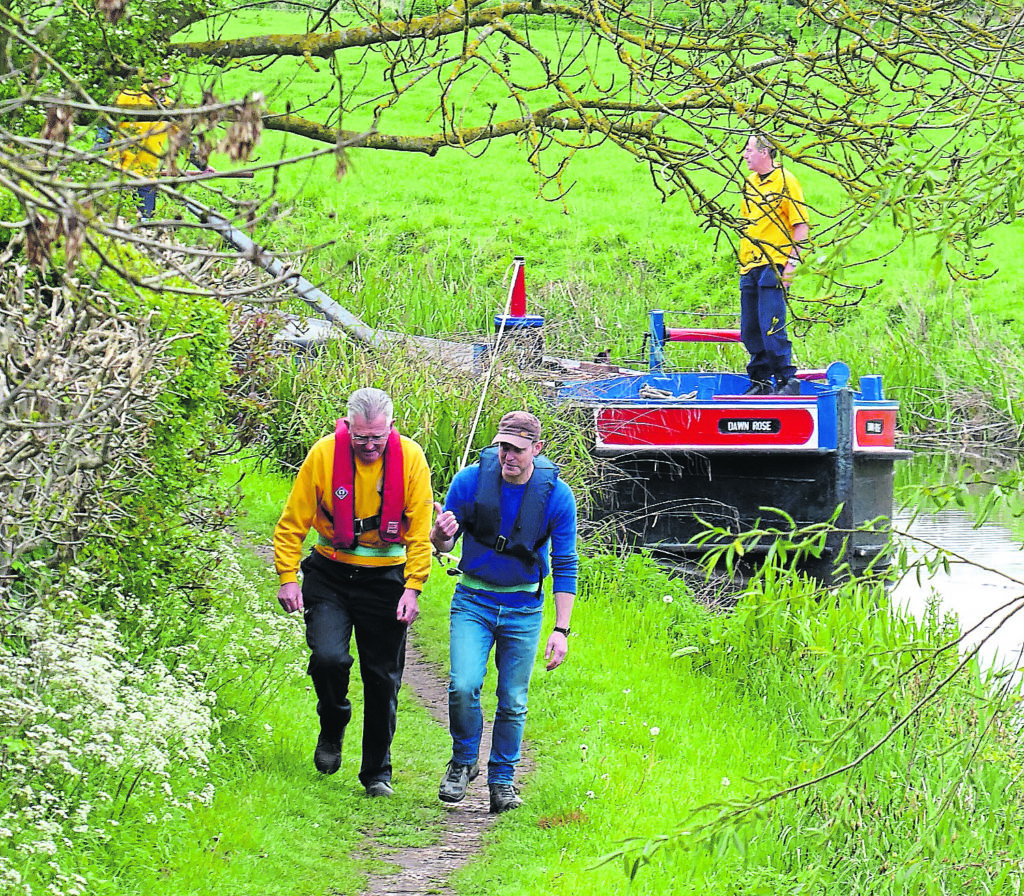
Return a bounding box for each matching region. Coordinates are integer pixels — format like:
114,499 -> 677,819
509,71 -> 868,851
738,166 -> 808,273
272,432 -> 434,591
111,89 -> 171,176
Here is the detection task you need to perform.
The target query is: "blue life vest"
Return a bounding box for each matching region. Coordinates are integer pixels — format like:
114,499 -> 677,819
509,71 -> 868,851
460,446 -> 559,584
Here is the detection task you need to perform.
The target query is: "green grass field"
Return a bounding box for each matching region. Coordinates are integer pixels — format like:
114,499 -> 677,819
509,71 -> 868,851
172,6 -> 1024,441
49,459 -> 1019,896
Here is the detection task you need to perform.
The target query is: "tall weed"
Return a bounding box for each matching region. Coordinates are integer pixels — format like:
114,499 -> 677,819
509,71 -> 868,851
0,537 -> 297,896
257,339 -> 599,495
602,559 -> 1024,893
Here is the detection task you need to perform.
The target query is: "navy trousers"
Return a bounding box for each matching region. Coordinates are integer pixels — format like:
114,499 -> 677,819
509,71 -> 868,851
739,264 -> 796,385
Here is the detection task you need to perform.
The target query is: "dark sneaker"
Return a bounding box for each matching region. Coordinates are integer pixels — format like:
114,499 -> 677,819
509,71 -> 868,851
438,759 -> 479,803
313,733 -> 341,775
773,378 -> 801,396
365,780 -> 394,798
742,380 -> 771,396
488,783 -> 522,814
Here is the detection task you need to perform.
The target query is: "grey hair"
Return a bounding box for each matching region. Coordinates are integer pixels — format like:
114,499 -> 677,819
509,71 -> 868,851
347,387 -> 394,424
752,131 -> 778,159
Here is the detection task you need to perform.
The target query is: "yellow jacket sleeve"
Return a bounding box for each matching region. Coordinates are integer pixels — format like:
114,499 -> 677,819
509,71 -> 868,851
272,434 -> 333,585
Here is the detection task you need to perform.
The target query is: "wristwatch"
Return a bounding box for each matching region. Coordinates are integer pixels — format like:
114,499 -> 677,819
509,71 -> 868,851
553,626 -> 571,636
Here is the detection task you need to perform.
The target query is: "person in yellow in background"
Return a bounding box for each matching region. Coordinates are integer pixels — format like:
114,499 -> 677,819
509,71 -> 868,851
738,131 -> 810,396
273,387 -> 433,798
106,79 -> 173,220
98,76 -> 210,220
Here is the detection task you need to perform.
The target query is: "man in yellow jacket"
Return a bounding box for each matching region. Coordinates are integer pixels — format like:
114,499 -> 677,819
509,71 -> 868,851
738,131 -> 810,396
273,387 -> 433,797
109,84 -> 173,219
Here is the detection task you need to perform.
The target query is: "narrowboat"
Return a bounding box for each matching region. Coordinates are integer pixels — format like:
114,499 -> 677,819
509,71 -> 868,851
556,310 -> 912,580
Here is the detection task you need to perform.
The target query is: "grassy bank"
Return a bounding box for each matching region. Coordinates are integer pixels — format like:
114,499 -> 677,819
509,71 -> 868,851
4,437 -> 1021,895
419,557 -> 1024,895
173,7 -> 1024,447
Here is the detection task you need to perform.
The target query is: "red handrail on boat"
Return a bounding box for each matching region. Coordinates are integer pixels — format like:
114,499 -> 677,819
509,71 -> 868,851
661,324 -> 830,382
664,327 -> 742,343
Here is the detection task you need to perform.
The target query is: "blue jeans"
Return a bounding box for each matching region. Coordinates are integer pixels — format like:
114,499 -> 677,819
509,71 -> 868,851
448,585 -> 543,785
739,264 -> 795,384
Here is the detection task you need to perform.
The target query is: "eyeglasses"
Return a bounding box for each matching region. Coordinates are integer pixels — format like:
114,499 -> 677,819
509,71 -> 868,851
352,433 -> 388,445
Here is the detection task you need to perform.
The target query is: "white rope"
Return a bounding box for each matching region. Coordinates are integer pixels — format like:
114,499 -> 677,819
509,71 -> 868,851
457,259 -> 518,471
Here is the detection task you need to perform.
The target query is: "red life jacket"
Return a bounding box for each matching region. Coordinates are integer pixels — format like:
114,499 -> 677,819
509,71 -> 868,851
331,419 -> 405,550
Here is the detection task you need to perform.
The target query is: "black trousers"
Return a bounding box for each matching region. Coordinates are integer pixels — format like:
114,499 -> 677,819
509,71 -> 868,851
300,550 -> 408,786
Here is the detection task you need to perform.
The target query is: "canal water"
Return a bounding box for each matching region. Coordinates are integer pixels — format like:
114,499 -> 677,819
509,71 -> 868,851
891,505 -> 1024,676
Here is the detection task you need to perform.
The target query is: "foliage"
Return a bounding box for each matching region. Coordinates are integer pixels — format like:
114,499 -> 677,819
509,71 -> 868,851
0,227 -> 243,894
0,535 -> 306,895
165,0 -> 1024,292
809,288 -> 1024,446
1,257 -> 167,580
576,552 -> 1024,894
0,0 -> 209,107
82,282 -> 236,645
254,335 -> 599,498
0,544 -> 216,894
4,0 -> 1024,312
397,543 -> 1024,895
1,233 -> 235,613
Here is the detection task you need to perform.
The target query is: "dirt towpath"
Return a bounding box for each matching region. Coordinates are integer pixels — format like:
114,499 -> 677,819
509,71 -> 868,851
249,537 -> 512,895
358,634 -> 528,896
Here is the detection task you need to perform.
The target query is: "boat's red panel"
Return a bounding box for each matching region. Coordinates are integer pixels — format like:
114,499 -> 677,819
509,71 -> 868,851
595,404 -> 819,449
854,408 -> 898,449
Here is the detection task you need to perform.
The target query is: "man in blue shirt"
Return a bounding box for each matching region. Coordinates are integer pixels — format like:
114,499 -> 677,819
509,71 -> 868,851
430,411 -> 578,813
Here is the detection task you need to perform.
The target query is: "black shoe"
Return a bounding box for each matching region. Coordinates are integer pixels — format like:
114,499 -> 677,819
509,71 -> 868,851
743,380 -> 771,396
773,378 -> 801,396
365,780 -> 394,798
313,733 -> 341,775
439,759 -> 480,803
488,782 -> 523,814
